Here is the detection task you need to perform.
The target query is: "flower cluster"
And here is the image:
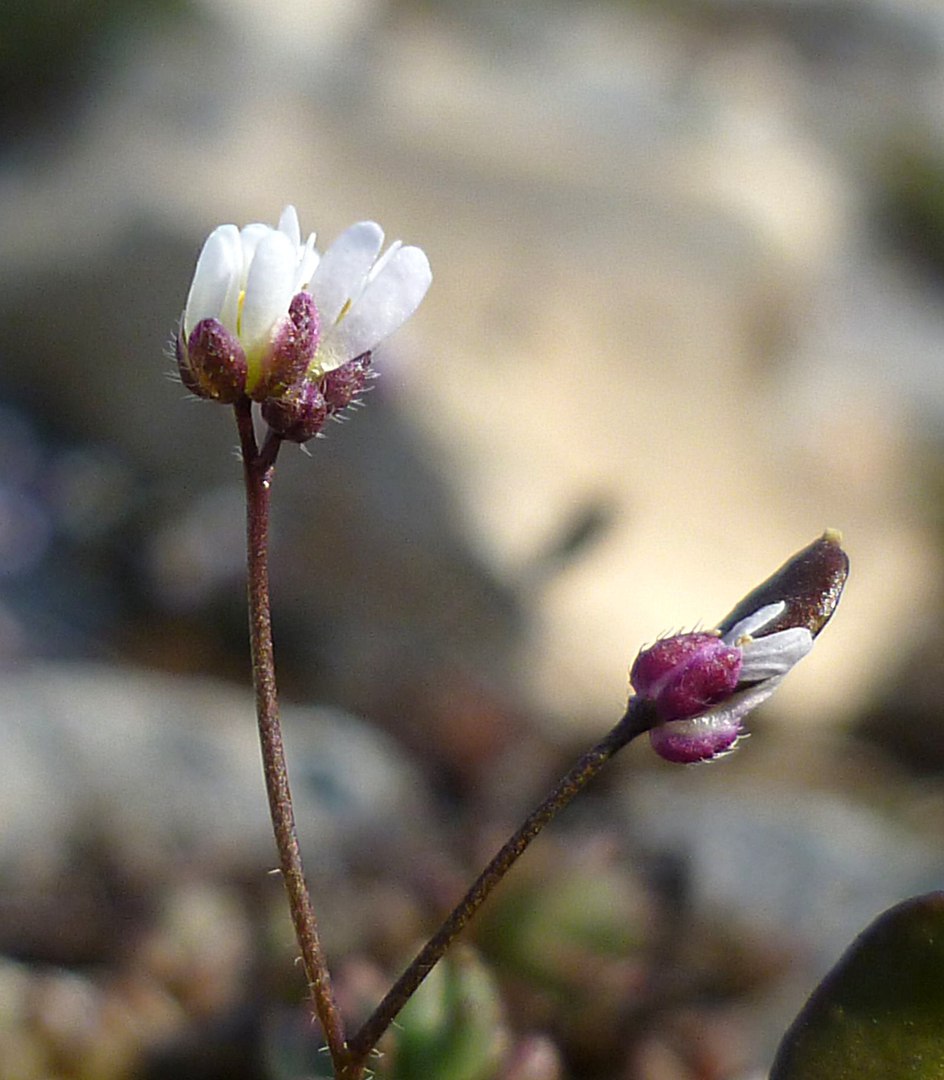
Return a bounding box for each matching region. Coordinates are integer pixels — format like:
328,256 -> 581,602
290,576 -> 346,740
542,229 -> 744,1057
630,530 -> 849,763
177,207 -> 431,441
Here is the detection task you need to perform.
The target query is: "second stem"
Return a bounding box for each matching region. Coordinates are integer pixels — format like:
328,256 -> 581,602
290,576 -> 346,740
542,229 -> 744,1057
346,697 -> 655,1070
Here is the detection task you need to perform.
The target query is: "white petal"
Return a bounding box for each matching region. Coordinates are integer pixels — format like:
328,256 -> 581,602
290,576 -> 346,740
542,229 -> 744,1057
366,239 -> 402,282
240,229 -> 297,353
239,223 -> 273,277
738,628 -> 813,682
723,601 -> 786,645
323,245 -> 432,361
296,233 -> 320,290
184,225 -> 241,337
701,676 -> 784,729
278,205 -> 301,247
312,222 -> 385,327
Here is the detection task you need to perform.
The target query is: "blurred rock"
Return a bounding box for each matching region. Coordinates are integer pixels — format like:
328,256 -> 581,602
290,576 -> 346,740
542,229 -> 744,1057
0,953 -> 185,1080
621,766 -> 944,1067
0,662 -> 433,959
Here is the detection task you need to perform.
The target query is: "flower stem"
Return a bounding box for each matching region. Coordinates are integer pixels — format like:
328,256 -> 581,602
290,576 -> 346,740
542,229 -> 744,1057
345,697 -> 656,1072
236,399 -> 349,1072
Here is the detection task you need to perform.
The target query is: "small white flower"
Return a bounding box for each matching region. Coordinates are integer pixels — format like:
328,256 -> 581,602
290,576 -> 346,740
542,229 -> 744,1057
181,206 -> 431,397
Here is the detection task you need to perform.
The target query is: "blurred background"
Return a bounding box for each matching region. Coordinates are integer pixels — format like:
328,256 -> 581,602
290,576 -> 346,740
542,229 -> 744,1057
1,0 -> 944,1077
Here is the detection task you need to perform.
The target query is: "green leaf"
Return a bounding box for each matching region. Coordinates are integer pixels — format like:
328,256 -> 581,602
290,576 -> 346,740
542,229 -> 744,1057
772,892 -> 944,1080
381,946 -> 506,1080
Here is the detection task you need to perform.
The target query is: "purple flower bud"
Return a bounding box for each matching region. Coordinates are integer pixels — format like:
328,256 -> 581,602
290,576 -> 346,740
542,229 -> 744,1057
639,604 -> 814,764
261,379 -> 328,443
630,531 -> 849,765
647,667 -> 800,764
177,318 -> 247,403
648,706 -> 745,764
630,633 -> 742,725
321,352 -> 373,414
251,291 -> 320,402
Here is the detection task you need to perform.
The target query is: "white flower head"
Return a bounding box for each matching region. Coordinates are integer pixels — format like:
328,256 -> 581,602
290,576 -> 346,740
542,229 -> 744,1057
179,207 -> 431,410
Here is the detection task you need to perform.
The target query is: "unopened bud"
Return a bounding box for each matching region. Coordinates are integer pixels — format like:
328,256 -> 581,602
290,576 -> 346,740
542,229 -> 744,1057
630,531 -> 849,764
321,352 -> 373,413
177,318 -> 247,403
261,379 -> 328,443
250,291 -> 320,401
630,633 -> 742,725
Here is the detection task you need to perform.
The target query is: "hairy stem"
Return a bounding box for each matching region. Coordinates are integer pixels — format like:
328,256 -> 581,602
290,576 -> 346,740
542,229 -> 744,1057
236,400 -> 349,1072
345,698 -> 655,1071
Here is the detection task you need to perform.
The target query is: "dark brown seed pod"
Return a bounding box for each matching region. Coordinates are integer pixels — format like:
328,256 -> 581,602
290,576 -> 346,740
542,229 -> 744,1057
716,529 -> 849,640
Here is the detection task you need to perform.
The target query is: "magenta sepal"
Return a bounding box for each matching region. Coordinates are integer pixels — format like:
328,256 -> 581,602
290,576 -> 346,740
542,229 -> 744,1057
262,379 -> 329,443
178,318 -> 248,403
251,291 -> 320,402
322,352 -> 373,414
630,632 -> 742,725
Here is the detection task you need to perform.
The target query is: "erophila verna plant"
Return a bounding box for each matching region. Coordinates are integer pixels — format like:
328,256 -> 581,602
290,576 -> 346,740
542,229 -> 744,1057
174,206 -> 849,1080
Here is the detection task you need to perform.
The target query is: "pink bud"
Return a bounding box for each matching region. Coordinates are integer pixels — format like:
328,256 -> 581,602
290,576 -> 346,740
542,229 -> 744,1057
630,633 -> 742,725
647,708 -> 745,764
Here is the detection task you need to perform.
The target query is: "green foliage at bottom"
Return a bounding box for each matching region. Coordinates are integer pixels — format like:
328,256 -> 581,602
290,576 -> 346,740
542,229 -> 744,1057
772,892 -> 944,1080
379,946 -> 506,1080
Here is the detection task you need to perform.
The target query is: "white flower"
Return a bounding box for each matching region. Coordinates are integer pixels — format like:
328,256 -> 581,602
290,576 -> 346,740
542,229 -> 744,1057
182,206 -> 431,395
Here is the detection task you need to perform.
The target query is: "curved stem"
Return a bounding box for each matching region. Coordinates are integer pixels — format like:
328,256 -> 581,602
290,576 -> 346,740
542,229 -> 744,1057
236,400 -> 349,1071
345,698 -> 656,1072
